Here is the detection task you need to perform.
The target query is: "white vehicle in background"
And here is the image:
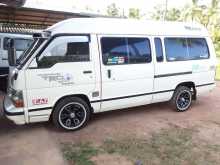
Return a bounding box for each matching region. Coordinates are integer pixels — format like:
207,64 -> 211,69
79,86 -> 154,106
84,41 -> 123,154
0,33 -> 33,91
4,18 -> 217,131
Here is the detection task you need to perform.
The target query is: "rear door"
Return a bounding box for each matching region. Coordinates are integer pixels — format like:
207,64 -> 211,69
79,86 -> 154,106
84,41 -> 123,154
98,35 -> 154,111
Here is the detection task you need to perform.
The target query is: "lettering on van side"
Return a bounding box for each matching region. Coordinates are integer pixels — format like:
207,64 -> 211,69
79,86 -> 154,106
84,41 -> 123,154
38,73 -> 74,85
32,98 -> 48,105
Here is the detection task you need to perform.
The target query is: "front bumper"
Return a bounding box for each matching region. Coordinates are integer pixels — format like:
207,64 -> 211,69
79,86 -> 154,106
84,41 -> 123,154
3,96 -> 25,125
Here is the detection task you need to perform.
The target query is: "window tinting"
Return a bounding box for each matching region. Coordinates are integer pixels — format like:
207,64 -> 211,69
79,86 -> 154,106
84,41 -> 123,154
128,38 -> 151,63
187,38 -> 209,59
101,37 -> 128,65
38,38 -> 90,68
154,38 -> 163,62
164,37 -> 209,61
101,37 -> 151,65
165,38 -> 188,61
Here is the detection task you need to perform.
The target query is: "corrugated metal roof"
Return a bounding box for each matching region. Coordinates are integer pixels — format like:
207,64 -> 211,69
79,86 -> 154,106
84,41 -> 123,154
0,5 -> 105,29
0,23 -> 42,34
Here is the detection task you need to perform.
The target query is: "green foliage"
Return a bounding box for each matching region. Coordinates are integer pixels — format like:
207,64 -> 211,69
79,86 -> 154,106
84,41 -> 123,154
151,0 -> 220,56
152,6 -> 181,21
62,143 -> 98,165
151,5 -> 166,20
166,8 -> 181,21
106,3 -> 120,17
129,8 -> 140,19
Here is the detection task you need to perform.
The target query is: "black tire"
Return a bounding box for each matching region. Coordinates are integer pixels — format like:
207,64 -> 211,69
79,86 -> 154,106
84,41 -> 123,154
170,86 -> 192,112
52,97 -> 91,131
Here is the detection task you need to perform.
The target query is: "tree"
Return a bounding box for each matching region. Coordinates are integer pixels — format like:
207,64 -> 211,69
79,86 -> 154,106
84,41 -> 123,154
166,8 -> 181,21
129,8 -> 140,19
151,5 -> 181,21
151,5 -> 165,20
182,0 -> 220,55
151,0 -> 220,56
107,3 -> 120,17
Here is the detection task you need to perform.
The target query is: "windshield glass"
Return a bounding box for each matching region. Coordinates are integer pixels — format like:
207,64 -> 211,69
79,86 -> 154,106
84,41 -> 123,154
14,39 -> 33,51
4,38 -> 33,51
17,38 -> 46,69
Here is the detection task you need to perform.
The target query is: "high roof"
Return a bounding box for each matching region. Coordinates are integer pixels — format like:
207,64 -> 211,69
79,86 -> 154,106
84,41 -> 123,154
47,18 -> 209,37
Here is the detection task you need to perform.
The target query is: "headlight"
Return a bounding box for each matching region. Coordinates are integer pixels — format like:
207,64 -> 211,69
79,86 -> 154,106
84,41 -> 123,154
8,88 -> 24,108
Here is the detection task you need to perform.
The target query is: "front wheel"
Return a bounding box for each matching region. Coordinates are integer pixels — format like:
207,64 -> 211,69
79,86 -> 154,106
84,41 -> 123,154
171,86 -> 192,112
52,97 -> 91,131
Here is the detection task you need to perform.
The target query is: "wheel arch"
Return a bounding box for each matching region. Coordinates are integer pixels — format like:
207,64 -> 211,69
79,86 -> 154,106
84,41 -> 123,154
50,94 -> 93,120
174,81 -> 196,100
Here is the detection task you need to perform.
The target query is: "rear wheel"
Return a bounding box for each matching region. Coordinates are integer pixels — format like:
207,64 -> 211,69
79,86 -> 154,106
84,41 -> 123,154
52,97 -> 91,131
171,86 -> 192,112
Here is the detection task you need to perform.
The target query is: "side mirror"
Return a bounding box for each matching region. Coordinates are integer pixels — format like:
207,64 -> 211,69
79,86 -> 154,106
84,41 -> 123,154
8,39 -> 17,66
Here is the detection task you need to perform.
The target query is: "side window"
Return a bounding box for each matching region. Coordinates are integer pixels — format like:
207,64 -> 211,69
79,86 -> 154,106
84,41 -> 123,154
128,38 -> 151,64
38,36 -> 90,68
164,38 -> 188,61
101,37 -> 128,65
101,37 -> 151,65
154,38 -> 163,62
187,38 -> 209,59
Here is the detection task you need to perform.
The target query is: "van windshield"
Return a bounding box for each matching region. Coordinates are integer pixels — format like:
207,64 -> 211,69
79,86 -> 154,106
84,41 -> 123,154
14,39 -> 33,51
4,38 -> 33,51
17,38 -> 46,69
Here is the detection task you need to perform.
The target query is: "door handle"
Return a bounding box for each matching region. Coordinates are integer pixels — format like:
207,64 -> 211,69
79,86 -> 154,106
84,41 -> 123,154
107,69 -> 111,78
83,70 -> 92,74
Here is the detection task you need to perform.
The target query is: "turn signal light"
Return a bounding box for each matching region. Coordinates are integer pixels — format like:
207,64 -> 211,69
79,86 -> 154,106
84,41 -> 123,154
8,88 -> 24,108
14,100 -> 24,108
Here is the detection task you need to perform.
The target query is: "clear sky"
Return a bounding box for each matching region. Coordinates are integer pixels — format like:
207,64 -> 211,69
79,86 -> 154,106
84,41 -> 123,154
25,0 -> 210,16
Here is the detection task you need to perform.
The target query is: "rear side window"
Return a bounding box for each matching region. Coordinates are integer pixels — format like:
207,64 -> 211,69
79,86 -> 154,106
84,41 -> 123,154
101,37 -> 151,65
154,38 -> 163,62
187,38 -> 209,59
164,37 -> 209,61
38,36 -> 90,68
165,38 -> 188,61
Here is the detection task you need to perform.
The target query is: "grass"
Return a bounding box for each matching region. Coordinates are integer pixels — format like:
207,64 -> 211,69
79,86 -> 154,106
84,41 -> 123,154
102,127 -> 220,165
62,127 -> 220,165
62,143 -> 99,165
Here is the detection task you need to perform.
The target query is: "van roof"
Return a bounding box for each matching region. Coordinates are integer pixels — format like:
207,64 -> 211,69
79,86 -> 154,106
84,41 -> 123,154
47,18 -> 209,37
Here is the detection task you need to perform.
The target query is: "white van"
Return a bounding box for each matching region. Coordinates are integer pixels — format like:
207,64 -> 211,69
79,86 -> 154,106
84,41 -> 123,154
0,33 -> 33,91
4,18 -> 217,131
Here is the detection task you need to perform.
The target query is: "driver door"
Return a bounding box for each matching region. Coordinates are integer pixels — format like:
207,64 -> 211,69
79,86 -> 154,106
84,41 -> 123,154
25,35 -> 96,113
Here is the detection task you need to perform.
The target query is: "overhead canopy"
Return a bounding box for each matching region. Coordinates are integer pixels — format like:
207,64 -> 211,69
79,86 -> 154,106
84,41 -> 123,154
0,5 -> 102,30
0,0 -> 26,7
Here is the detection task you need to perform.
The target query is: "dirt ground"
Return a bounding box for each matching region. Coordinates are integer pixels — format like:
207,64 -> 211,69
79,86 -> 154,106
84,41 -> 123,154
0,82 -> 220,165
